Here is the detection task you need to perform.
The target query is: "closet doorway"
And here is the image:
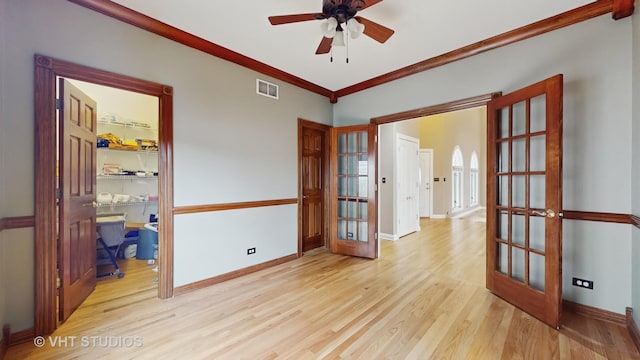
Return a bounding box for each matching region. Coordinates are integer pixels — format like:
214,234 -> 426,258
34,55 -> 174,335
59,78 -> 160,321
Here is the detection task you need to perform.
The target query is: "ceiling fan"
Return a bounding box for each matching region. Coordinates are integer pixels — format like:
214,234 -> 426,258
268,0 -> 395,55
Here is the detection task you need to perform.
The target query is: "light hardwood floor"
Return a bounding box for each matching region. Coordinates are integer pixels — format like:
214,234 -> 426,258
8,212 -> 640,359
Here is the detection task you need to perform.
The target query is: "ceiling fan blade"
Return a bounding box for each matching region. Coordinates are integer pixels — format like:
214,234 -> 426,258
354,16 -> 394,43
360,0 -> 383,10
269,13 -> 324,25
315,37 -> 333,54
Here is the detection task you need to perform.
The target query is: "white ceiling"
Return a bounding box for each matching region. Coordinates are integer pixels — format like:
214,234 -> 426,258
111,0 -> 593,91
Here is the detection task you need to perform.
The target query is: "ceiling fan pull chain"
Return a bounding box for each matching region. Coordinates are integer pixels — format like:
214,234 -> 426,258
346,28 -> 349,63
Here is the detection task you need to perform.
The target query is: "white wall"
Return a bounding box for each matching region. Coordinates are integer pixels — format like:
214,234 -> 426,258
1,0 -> 332,332
68,79 -> 159,130
632,10 -> 640,326
334,16 -> 633,314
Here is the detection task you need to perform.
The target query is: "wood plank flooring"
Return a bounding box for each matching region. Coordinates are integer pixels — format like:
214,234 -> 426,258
7,212 -> 640,359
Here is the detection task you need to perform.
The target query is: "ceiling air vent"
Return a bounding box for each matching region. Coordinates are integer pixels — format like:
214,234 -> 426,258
256,79 -> 279,99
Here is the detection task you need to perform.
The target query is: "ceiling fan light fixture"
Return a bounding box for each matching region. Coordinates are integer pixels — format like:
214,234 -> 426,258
332,31 -> 345,47
320,17 -> 338,38
347,18 -> 365,39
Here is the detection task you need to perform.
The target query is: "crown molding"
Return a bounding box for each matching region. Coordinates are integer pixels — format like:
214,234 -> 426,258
67,0 -> 333,99
335,0 -> 615,98
68,0 -> 631,103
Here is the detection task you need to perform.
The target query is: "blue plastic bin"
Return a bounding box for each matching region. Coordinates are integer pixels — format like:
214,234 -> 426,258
136,227 -> 158,260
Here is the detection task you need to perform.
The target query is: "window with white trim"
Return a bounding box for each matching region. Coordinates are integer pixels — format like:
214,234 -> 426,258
452,146 -> 464,211
470,152 -> 479,206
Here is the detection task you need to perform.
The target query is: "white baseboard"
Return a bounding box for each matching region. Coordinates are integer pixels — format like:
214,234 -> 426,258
380,233 -> 400,241
430,214 -> 447,219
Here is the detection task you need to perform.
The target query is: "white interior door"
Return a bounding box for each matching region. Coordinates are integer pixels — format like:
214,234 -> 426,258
397,134 -> 420,237
419,149 -> 433,218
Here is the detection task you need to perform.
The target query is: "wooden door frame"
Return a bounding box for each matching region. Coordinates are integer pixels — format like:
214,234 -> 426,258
34,55 -> 174,336
297,119 -> 331,256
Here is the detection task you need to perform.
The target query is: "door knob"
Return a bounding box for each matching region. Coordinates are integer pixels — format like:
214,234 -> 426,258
531,209 -> 557,218
82,201 -> 97,208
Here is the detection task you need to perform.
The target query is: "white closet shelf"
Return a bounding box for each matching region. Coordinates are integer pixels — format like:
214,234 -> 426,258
97,174 -> 158,180
97,147 -> 158,153
98,120 -> 154,129
96,200 -> 157,208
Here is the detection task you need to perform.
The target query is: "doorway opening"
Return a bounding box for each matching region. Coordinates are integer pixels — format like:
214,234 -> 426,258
34,55 -> 174,335
57,78 -> 160,321
375,101 -> 491,241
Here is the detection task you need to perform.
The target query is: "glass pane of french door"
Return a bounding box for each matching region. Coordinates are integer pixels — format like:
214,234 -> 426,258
494,94 -> 547,291
331,125 -> 376,259
336,131 -> 368,242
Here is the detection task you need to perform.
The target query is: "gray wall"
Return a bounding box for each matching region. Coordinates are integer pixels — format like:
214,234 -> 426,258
1,0 -> 332,331
418,107 -> 486,216
334,16 -> 634,314
632,11 -> 640,327
1,0 -> 638,333
378,124 -> 396,237
0,0 -> 8,340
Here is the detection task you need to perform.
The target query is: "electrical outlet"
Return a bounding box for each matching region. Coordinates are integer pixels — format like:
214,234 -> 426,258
247,247 -> 256,255
572,277 -> 594,290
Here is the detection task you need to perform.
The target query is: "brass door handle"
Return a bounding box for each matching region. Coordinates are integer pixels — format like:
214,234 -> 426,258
82,201 -> 97,208
531,209 -> 559,218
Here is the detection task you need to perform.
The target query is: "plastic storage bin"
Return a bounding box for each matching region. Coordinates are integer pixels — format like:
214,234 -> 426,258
136,226 -> 158,260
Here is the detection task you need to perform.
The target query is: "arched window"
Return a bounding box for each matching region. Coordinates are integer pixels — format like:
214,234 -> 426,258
452,146 -> 464,211
470,152 -> 479,206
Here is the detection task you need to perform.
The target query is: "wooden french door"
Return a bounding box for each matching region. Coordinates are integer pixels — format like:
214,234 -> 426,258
330,124 -> 377,258
486,74 -> 563,328
58,79 -> 98,322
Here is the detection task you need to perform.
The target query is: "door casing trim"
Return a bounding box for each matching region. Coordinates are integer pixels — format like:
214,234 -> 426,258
34,54 -> 174,336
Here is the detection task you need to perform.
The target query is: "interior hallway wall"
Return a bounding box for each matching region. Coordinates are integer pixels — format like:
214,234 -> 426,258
1,0 -> 332,332
334,15 -> 633,314
418,107 -> 486,216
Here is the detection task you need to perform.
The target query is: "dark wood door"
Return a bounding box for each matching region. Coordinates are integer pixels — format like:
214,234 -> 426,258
58,79 -> 98,322
301,126 -> 326,252
330,124 -> 377,259
486,74 -> 563,328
